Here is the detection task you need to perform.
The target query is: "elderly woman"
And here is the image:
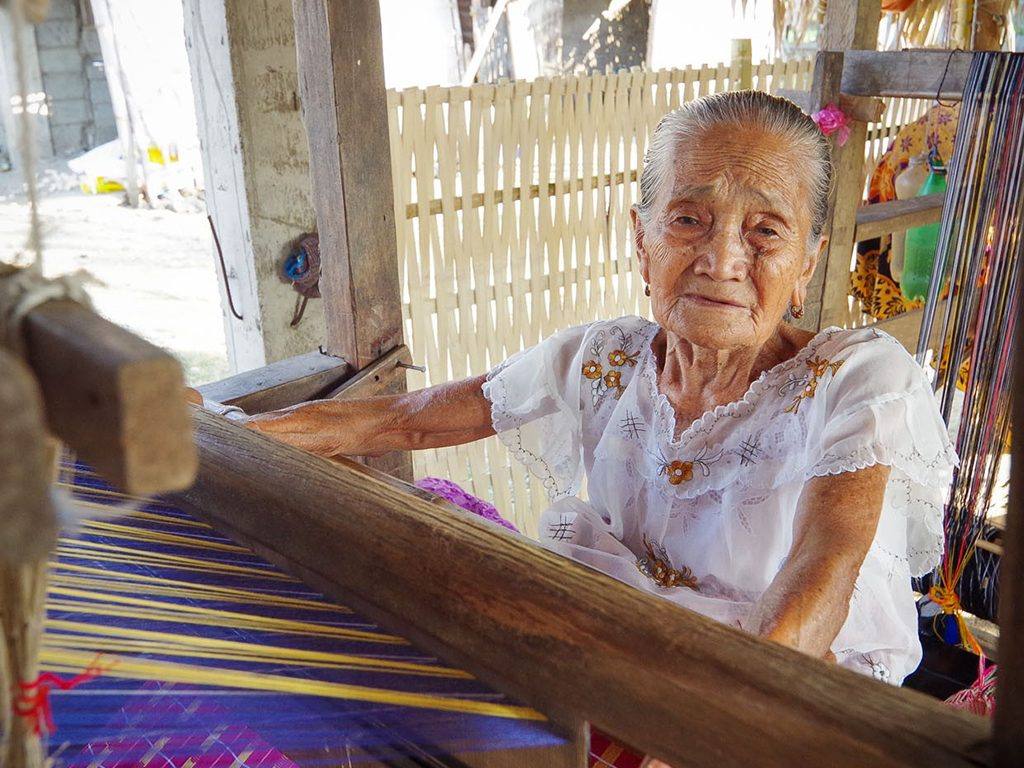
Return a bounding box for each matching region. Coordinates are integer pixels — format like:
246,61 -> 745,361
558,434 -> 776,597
243,91 -> 955,686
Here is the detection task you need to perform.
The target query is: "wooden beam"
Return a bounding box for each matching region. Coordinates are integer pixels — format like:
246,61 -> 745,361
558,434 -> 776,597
21,300 -> 196,495
809,0 -> 884,331
730,38 -> 752,90
867,300 -> 947,352
291,0 -> 410,479
820,0 -> 882,49
776,89 -> 886,124
177,409 -> 992,768
291,0 -> 403,370
801,50 -> 846,332
841,50 -> 974,100
326,345 -> 413,401
995,281 -> 1024,767
855,194 -> 945,242
197,350 -> 352,414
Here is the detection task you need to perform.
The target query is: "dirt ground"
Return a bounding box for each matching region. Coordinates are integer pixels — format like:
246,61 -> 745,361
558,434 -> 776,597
0,162 -> 229,386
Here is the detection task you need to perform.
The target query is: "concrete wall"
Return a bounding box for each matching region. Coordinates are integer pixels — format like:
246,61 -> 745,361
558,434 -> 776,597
183,0 -> 324,372
33,0 -> 116,155
562,0 -> 651,75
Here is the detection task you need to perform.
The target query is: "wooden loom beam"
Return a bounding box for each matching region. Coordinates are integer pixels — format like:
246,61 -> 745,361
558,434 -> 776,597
19,299 -> 196,495
177,409 -> 991,768
994,269 -> 1024,766
290,0 -> 403,371
290,0 -> 410,480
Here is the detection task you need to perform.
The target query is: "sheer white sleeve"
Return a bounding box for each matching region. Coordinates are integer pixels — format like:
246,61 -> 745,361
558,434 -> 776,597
481,323 -> 592,500
804,333 -> 958,576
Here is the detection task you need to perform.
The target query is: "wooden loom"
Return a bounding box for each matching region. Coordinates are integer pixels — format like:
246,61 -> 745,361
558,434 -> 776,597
1,1 -> 1022,768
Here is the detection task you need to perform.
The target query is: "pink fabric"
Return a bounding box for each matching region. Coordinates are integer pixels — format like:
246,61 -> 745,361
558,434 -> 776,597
415,477 -> 519,532
811,103 -> 851,146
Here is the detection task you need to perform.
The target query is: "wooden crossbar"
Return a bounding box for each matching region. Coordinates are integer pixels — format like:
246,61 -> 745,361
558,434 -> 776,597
841,51 -> 974,100
176,409 -> 992,768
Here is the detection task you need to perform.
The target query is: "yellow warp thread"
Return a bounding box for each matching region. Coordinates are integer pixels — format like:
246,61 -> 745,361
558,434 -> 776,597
57,540 -> 295,580
44,621 -> 469,679
74,519 -> 248,554
50,566 -> 351,613
45,459 -> 543,724
47,587 -> 404,644
40,648 -> 543,722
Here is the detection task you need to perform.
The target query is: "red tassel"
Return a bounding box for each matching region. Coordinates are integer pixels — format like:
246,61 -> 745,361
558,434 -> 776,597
13,655 -> 112,736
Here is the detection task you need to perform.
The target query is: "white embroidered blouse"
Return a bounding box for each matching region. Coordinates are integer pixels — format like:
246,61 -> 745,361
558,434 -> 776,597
482,315 -> 957,685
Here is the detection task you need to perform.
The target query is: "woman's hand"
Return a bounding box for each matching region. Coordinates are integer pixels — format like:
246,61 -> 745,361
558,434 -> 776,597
238,375 -> 496,460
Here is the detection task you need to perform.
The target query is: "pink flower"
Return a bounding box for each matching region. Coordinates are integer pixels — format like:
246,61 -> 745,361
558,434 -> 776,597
811,103 -> 850,146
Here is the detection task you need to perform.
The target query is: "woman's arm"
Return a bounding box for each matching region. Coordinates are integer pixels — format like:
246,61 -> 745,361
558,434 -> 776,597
244,375 -> 496,459
745,464 -> 890,658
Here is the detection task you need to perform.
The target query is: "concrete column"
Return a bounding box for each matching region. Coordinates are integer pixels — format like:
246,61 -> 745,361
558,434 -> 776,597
0,5 -> 55,164
182,0 -> 324,373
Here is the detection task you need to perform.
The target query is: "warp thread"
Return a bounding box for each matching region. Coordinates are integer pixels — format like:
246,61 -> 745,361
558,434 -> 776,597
14,654 -> 113,736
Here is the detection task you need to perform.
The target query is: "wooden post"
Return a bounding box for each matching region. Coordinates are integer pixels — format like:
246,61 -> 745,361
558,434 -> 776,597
178,408 -> 991,768
806,0 -> 882,331
291,0 -> 409,478
291,0 -> 404,371
995,284 -> 1024,765
730,38 -> 752,90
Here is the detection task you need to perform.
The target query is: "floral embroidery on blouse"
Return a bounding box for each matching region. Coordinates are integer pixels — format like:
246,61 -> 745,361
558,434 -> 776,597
657,445 -> 722,486
783,355 -> 845,414
603,369 -> 625,398
636,535 -> 699,590
608,348 -> 639,367
584,325 -> 641,405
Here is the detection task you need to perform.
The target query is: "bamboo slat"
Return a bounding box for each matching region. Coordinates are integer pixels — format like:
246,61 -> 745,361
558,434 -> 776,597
387,60 -> 815,533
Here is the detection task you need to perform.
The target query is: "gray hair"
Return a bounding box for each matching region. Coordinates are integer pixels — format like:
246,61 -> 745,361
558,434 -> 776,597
636,90 -> 834,241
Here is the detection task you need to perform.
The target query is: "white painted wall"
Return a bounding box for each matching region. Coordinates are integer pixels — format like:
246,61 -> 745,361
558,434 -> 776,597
648,0 -> 775,69
379,0 -> 465,88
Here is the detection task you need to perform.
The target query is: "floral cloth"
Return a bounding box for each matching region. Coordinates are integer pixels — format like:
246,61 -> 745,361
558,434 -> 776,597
851,104 -> 959,319
482,315 -> 958,685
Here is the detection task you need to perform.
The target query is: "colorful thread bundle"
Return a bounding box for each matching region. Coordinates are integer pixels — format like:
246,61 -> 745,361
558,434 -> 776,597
917,52 -> 1024,657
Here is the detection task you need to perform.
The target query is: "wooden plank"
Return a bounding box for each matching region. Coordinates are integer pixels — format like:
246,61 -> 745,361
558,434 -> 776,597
177,409 -> 992,768
326,345 -> 412,401
841,50 -> 974,100
328,345 -> 414,481
801,51 -> 845,332
821,0 -> 882,49
810,0 -> 883,330
22,300 -> 196,495
730,38 -> 752,90
869,300 -> 947,352
197,350 -> 352,414
995,287 -> 1024,767
776,89 -> 885,123
855,194 -> 945,242
291,0 -> 403,370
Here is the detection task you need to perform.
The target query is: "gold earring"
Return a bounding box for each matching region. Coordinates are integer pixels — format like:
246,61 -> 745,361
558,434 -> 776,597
789,303 -> 804,319
644,285 -> 651,297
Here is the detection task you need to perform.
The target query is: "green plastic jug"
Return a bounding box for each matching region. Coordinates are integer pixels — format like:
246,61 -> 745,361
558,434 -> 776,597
901,160 -> 948,302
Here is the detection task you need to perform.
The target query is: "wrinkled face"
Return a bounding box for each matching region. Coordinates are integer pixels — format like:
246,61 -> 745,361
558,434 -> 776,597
632,124 -> 826,350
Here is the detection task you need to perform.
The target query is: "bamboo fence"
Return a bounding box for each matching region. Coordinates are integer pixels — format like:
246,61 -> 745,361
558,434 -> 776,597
386,56 -> 925,533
